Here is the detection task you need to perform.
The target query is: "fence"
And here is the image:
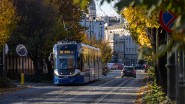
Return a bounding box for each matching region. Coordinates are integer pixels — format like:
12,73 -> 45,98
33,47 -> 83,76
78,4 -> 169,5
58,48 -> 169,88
5,54 -> 48,80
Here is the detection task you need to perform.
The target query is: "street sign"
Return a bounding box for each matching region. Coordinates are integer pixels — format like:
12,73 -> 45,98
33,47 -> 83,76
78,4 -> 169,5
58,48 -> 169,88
159,10 -> 177,33
16,44 -> 28,56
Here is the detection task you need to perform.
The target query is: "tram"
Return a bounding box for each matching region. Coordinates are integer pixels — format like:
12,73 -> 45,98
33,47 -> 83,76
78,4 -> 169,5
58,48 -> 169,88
52,41 -> 102,85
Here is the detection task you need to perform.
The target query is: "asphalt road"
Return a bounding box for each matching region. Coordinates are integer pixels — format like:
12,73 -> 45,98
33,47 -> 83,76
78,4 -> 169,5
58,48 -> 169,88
0,70 -> 146,104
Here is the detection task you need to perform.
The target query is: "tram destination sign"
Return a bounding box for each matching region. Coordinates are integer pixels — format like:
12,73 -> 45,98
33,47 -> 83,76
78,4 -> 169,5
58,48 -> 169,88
60,50 -> 74,54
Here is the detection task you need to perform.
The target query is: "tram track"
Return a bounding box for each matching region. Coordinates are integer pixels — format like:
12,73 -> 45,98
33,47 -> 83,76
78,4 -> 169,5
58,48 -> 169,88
61,78 -> 131,103
93,78 -> 131,104
36,74 -> 120,103
61,77 -> 121,103
0,70 -> 146,104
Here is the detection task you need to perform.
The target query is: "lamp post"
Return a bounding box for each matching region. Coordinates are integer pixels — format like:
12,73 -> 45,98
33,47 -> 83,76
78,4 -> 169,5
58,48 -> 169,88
89,21 -> 92,39
123,39 -> 125,65
99,22 -> 102,40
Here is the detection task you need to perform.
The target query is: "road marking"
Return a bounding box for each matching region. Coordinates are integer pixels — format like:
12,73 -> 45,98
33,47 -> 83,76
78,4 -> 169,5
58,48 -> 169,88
62,78 -> 119,103
93,78 -> 131,104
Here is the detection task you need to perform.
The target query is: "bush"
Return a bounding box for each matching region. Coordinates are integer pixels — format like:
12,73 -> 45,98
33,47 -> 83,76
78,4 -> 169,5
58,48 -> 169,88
143,80 -> 166,104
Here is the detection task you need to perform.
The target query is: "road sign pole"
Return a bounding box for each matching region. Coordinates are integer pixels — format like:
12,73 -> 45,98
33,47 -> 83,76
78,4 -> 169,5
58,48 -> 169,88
16,44 -> 28,85
21,57 -> 24,85
165,33 -> 176,100
3,44 -> 5,79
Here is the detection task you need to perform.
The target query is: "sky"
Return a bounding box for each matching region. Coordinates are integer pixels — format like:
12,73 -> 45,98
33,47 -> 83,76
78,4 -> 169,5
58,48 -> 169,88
94,0 -> 120,17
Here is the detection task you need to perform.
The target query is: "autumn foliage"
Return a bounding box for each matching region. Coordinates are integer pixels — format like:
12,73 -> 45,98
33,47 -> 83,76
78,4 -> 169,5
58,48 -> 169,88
121,6 -> 160,48
0,0 -> 17,49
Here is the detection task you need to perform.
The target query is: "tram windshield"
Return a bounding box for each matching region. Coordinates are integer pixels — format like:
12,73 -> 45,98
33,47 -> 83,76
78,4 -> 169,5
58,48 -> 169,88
58,54 -> 75,70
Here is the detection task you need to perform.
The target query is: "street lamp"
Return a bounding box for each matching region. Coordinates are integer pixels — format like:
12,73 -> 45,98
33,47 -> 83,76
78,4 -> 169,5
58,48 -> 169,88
89,21 -> 92,39
123,38 -> 127,65
99,22 -> 102,40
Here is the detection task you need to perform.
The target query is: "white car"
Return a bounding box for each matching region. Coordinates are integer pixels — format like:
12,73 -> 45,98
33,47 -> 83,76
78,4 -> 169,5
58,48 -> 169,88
107,63 -> 114,70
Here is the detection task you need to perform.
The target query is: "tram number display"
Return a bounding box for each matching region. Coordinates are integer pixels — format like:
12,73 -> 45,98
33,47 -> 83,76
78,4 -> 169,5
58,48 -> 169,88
60,50 -> 74,54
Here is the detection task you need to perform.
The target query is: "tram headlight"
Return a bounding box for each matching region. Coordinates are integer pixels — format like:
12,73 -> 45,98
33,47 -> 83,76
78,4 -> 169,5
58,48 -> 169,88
54,69 -> 59,76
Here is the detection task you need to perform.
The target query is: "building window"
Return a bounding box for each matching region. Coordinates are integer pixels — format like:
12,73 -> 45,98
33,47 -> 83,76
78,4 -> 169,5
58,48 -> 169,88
132,48 -> 134,53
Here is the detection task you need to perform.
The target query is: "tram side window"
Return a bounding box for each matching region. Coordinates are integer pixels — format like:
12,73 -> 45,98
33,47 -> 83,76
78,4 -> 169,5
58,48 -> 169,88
97,57 -> 98,63
94,56 -> 96,65
98,57 -> 100,63
93,56 -> 96,65
88,55 -> 90,64
91,56 -> 93,65
88,55 -> 90,65
85,55 -> 88,65
80,54 -> 84,71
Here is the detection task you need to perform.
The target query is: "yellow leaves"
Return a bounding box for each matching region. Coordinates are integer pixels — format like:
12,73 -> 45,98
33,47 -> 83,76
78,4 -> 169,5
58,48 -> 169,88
172,31 -> 185,42
138,33 -> 151,48
122,6 -> 160,48
0,0 -> 17,46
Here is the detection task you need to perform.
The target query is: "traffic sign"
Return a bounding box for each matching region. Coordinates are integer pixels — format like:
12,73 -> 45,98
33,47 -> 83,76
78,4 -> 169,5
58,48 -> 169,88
159,10 -> 177,33
16,44 -> 28,56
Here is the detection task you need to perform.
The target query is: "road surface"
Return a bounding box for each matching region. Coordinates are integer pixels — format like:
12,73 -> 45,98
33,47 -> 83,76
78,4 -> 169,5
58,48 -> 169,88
0,70 -> 146,104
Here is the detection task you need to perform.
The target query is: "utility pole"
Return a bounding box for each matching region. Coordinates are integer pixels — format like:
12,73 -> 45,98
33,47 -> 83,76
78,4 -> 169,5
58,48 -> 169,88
165,33 -> 176,100
176,48 -> 185,104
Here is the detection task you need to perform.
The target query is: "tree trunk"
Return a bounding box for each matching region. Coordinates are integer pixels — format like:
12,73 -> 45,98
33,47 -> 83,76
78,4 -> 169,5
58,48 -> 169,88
156,27 -> 167,94
149,28 -> 167,94
33,60 -> 42,82
46,59 -> 53,80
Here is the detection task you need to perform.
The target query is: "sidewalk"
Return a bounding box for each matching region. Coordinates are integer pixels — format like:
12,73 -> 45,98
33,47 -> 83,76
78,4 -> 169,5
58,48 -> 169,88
0,81 -> 52,95
0,84 -> 28,95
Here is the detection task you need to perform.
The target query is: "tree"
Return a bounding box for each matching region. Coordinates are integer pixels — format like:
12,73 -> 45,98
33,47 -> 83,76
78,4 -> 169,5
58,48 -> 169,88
0,0 -> 17,49
121,6 -> 160,48
8,0 -> 60,81
8,0 -> 88,81
51,0 -> 86,42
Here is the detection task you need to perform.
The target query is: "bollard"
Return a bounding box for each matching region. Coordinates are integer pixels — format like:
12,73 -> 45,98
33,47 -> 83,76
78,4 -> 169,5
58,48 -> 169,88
21,73 -> 24,85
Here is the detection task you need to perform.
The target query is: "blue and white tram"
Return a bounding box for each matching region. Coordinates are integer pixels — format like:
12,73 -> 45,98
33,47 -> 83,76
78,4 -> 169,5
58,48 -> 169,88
53,42 -> 102,85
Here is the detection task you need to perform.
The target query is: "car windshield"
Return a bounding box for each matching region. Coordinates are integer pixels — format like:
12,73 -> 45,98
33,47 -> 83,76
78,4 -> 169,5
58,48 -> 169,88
58,54 -> 75,70
124,67 -> 134,70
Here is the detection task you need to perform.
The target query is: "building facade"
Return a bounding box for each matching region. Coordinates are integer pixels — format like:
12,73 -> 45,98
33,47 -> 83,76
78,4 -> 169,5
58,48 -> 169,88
80,20 -> 104,41
80,0 -> 105,41
105,23 -> 139,65
88,0 -> 96,20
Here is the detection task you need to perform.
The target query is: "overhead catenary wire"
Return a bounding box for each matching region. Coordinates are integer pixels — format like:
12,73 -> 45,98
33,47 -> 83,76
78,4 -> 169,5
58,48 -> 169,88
94,0 -> 109,17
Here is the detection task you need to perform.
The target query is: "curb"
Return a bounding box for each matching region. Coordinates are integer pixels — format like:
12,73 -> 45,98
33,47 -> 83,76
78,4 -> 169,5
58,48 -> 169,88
0,85 -> 29,95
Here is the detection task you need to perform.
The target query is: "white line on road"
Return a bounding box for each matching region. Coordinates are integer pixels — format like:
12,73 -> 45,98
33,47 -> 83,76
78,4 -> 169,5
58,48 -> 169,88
93,78 -> 131,104
62,78 -> 121,103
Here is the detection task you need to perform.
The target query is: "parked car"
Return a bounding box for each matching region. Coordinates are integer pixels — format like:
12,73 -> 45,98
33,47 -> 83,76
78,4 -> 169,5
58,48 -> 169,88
107,63 -> 115,70
111,63 -> 119,70
121,66 -> 136,78
118,64 -> 124,70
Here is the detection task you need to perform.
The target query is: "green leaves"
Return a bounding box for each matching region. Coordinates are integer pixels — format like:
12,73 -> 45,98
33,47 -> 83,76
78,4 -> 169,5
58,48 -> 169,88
143,80 -> 166,104
73,0 -> 90,9
53,0 -> 86,41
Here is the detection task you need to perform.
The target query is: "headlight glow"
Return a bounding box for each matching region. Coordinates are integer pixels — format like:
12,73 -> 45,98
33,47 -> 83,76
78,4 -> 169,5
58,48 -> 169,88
54,69 -> 59,76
